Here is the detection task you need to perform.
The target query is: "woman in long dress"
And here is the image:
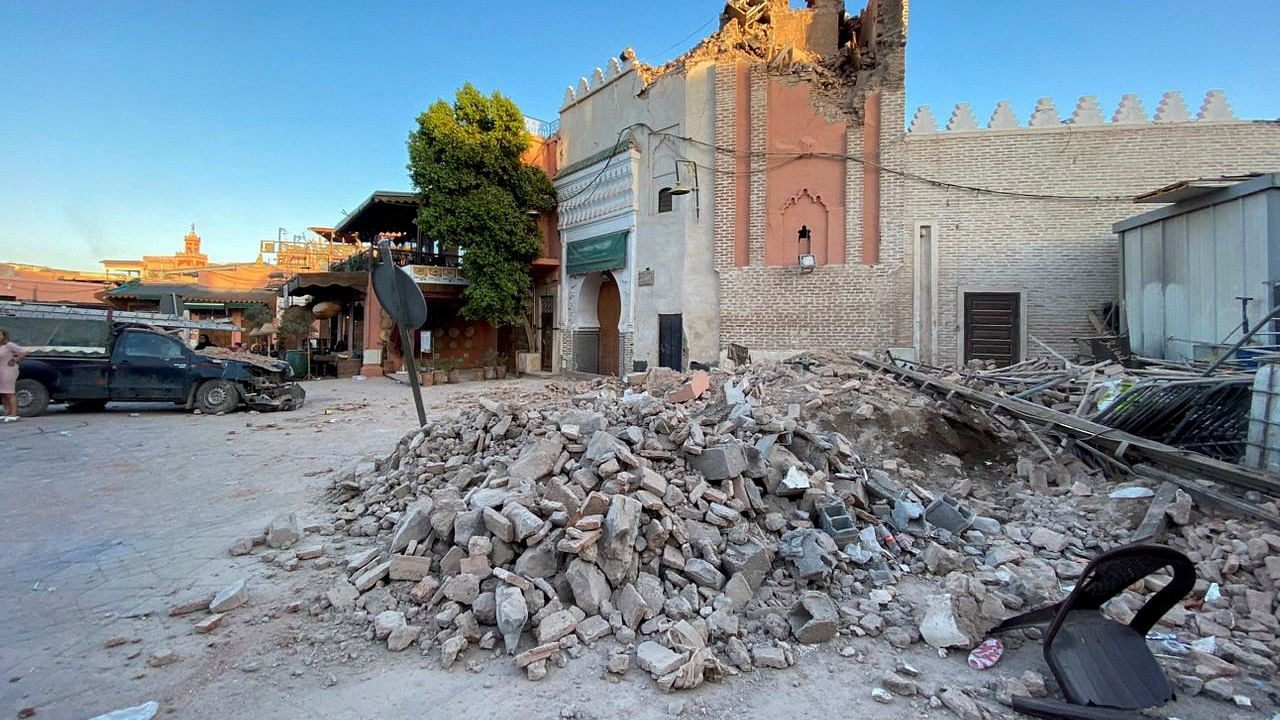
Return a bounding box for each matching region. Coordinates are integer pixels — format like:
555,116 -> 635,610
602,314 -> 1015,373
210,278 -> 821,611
0,328 -> 28,421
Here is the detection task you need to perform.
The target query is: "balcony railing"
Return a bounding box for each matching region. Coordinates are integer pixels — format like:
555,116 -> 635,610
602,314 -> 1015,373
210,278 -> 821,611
524,116 -> 559,138
331,247 -> 461,273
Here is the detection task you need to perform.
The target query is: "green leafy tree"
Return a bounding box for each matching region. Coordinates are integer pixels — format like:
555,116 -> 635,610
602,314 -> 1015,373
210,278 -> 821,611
241,303 -> 272,332
408,83 -> 555,342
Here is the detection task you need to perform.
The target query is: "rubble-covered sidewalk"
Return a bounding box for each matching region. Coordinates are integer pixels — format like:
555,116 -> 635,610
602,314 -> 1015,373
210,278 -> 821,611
222,353 -> 1280,716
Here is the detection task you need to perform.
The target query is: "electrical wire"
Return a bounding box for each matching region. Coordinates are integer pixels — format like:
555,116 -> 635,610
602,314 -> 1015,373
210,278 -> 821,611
556,122 -> 648,204
649,14 -> 720,61
558,120 -> 1148,202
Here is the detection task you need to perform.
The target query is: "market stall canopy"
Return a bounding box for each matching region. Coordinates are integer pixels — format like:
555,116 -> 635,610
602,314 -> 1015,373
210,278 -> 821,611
332,191 -> 420,241
103,281 -> 276,306
284,271 -> 367,298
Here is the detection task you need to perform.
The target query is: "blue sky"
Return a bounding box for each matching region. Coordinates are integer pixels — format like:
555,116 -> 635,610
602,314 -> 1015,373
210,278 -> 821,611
1,0 -> 1276,271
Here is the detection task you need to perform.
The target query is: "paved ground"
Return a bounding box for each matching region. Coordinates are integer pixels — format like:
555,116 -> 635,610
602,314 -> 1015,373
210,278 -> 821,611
1,376 -> 1230,720
0,377 -> 554,719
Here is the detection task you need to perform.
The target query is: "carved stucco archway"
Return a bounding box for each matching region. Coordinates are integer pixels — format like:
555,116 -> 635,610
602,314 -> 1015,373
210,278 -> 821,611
767,188 -> 831,266
567,269 -> 633,375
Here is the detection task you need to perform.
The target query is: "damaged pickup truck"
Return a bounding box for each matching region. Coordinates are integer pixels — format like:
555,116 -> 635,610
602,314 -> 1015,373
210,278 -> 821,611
16,326 -> 305,417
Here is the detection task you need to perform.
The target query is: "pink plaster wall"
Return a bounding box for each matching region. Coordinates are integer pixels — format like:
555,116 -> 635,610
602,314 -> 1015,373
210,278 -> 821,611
764,79 -> 846,267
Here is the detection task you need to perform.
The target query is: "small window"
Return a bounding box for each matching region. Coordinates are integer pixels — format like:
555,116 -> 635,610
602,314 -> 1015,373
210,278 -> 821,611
657,187 -> 673,213
119,332 -> 185,360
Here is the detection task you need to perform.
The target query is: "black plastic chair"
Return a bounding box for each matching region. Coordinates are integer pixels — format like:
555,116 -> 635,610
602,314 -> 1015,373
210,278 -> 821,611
991,543 -> 1195,719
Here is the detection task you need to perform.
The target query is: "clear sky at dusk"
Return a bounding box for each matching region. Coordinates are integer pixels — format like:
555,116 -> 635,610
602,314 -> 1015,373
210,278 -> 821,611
1,0 -> 1277,271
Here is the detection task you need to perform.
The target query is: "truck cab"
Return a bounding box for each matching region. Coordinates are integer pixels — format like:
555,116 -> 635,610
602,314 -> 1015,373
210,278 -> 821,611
109,328 -> 201,401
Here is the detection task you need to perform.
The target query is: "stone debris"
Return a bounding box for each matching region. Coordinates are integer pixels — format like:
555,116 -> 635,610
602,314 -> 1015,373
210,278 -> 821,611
208,579 -> 248,613
146,648 -> 180,668
266,512 -> 302,549
243,352 -> 1280,707
194,613 -> 225,634
167,593 -> 215,617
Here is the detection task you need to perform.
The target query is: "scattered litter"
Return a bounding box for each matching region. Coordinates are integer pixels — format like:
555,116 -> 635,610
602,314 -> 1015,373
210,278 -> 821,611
1204,582 -> 1222,603
1109,486 -> 1156,499
87,701 -> 159,720
966,638 -> 1004,669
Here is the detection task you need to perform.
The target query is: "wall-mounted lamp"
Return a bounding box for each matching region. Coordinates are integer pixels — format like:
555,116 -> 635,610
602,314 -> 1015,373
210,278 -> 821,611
797,225 -> 816,273
670,159 -> 700,218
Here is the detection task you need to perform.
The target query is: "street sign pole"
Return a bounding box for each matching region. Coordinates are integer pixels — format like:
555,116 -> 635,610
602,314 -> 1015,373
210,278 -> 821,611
370,238 -> 430,428
399,325 -> 427,428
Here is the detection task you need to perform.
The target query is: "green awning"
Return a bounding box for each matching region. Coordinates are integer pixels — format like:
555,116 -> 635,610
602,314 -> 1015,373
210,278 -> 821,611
566,231 -> 628,276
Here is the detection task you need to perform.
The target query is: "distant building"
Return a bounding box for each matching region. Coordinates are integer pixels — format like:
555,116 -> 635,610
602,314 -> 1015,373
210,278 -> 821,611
102,225 -> 209,281
0,263 -> 114,305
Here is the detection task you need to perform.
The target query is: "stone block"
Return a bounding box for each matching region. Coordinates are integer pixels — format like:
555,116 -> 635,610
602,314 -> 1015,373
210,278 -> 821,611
390,554 -> 433,582
686,441 -> 747,480
208,579 -> 248,613
788,591 -> 838,643
636,641 -> 686,676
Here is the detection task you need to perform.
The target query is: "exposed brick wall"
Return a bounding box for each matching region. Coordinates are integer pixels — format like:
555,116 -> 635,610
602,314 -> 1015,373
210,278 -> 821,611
718,80 -> 911,356
713,62 -> 737,274
904,120 -> 1280,363
748,66 -> 768,267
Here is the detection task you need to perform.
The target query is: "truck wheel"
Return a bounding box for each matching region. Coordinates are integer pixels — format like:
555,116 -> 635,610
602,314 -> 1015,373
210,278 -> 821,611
67,400 -> 108,413
15,379 -> 50,417
195,380 -> 239,415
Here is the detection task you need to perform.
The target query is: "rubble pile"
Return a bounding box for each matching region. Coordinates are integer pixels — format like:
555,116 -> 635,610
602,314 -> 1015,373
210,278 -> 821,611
252,354 -> 1280,710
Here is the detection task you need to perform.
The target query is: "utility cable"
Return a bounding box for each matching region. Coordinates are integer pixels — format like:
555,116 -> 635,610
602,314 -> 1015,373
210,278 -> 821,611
557,120 -> 1152,202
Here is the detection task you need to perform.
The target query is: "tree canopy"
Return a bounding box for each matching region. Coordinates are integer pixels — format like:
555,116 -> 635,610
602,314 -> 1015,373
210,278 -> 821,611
407,83 -> 556,329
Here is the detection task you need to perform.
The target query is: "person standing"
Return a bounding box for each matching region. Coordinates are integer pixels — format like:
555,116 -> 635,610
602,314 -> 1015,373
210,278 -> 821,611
0,328 -> 28,422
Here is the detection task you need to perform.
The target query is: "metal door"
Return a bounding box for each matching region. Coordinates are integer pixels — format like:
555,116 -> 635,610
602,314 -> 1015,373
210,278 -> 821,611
658,314 -> 682,370
110,331 -> 193,400
540,296 -> 554,372
963,292 -> 1020,366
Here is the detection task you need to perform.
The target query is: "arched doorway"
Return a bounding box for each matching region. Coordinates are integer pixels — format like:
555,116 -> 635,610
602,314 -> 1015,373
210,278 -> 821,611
597,273 -> 620,376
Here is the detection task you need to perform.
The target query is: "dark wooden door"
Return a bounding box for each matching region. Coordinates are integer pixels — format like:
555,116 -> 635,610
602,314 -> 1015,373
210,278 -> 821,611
658,314 -> 682,370
597,275 -> 621,376
964,292 -> 1020,366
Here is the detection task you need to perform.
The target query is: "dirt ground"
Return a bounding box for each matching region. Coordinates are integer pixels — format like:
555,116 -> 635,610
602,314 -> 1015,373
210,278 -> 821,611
0,376 -> 1235,720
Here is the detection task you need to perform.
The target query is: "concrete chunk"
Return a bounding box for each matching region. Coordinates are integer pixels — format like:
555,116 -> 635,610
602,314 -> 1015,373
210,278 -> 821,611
208,579 -> 248,613
390,502 -> 432,553
686,441 -> 747,480
390,554 -> 433,582
788,591 -> 838,643
682,558 -> 726,589
352,560 -> 391,592
636,641 -> 686,676
565,558 -> 611,615
266,512 -> 301,549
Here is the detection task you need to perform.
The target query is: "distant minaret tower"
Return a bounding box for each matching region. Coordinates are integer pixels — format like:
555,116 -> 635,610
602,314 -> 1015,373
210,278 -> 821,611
184,224 -> 201,254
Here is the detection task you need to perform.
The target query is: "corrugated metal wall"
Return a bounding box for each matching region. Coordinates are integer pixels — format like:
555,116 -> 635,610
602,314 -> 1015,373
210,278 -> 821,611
1121,189 -> 1277,360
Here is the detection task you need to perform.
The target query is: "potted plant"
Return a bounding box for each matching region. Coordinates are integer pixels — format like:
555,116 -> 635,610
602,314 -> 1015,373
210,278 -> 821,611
495,353 -> 509,379
445,358 -> 462,384
481,350 -> 499,380
419,358 -> 434,386
431,358 -> 448,385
